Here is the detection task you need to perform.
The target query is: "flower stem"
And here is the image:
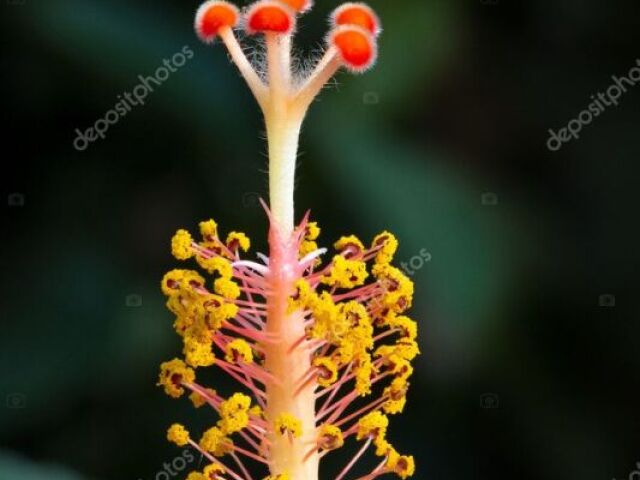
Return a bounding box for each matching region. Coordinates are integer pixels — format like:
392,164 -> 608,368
263,30 -> 322,480
264,230 -> 319,479
266,110 -> 303,239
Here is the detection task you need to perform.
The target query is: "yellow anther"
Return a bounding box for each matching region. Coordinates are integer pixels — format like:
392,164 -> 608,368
341,301 -> 370,326
305,222 -> 320,241
375,340 -> 420,363
388,452 -> 415,479
321,255 -> 368,289
287,279 -> 318,314
383,377 -> 409,414
226,231 -> 251,252
167,423 -> 190,446
183,334 -> 216,368
334,234 -> 365,256
199,219 -> 219,240
173,313 -> 195,337
309,293 -> 348,344
389,315 -> 417,340
346,322 -> 374,354
225,339 -> 254,364
158,359 -> 196,398
374,437 -> 395,457
203,463 -> 226,477
356,411 -> 389,441
250,405 -> 263,418
372,264 -> 414,314
200,426 -> 233,457
172,229 -> 194,260
377,353 -> 414,380
196,256 -> 233,277
214,277 -> 241,299
313,356 -> 338,387
353,353 -> 375,396
372,231 -> 398,265
206,301 -> 239,330
161,269 -> 204,297
317,424 -> 344,451
218,393 -> 252,434
274,413 -> 303,438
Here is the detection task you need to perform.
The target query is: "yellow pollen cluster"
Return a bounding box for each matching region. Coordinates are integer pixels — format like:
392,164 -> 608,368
387,451 -> 416,479
199,219 -> 218,239
274,413 -> 303,438
183,334 -> 216,367
305,222 -> 320,241
371,264 -> 415,316
158,359 -> 195,398
317,424 -> 344,451
298,224 -> 320,264
372,232 -> 398,265
226,231 -> 251,252
186,463 -> 227,480
214,277 -> 241,299
197,256 -> 233,276
313,356 -> 338,387
200,426 -> 233,457
172,229 -> 194,260
357,411 -> 389,442
321,255 -> 369,289
218,393 -> 252,434
167,423 -> 190,446
383,377 -> 410,414
225,338 -> 254,364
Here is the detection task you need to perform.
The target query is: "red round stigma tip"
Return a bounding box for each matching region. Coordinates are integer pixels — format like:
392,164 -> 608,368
329,25 -> 378,73
279,0 -> 313,13
246,0 -> 296,35
332,2 -> 381,37
195,0 -> 240,43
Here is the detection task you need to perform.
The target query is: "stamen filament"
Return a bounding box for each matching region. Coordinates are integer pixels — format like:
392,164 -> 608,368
334,437 -> 372,480
187,439 -> 245,480
230,452 -> 253,480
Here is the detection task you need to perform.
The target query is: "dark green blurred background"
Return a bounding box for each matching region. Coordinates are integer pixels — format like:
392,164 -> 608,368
2,0 -> 639,479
